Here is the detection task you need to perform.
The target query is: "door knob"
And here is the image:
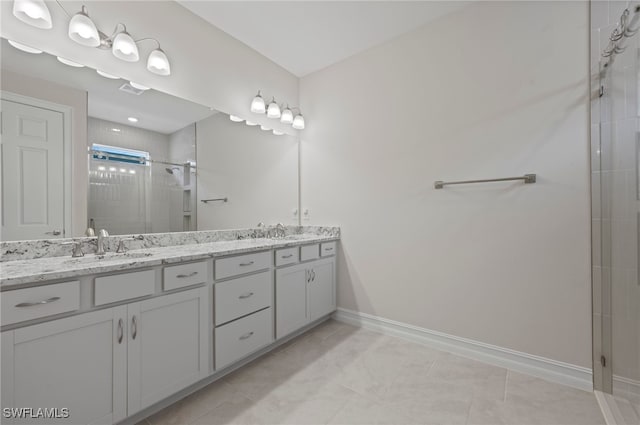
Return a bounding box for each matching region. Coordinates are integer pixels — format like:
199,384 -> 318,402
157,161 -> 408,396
45,230 -> 61,236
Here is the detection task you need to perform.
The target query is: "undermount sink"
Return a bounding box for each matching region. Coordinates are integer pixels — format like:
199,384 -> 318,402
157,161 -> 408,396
63,251 -> 153,265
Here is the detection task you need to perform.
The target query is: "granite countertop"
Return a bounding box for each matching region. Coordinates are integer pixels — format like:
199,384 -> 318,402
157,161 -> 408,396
0,234 -> 338,290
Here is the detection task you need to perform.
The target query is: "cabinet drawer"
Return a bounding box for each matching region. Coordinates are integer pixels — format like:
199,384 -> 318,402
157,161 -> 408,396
215,251 -> 271,280
215,271 -> 271,325
94,270 -> 155,306
215,308 -> 273,369
164,261 -> 208,291
300,244 -> 320,262
320,242 -> 337,257
1,281 -> 79,326
275,247 -> 299,266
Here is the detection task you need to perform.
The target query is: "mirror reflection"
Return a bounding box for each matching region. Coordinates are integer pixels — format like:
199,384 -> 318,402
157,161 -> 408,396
0,37 -> 299,240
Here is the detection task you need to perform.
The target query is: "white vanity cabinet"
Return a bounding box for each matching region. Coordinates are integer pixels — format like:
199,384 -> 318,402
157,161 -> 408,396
275,250 -> 336,339
1,306 -> 128,425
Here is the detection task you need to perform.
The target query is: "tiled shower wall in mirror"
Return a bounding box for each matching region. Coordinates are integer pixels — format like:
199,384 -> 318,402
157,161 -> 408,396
591,0 -> 640,419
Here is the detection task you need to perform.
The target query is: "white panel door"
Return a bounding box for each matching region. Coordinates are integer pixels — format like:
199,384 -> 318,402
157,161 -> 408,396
127,287 -> 209,415
275,263 -> 308,339
0,307 -> 128,425
1,99 -> 65,240
308,258 -> 336,322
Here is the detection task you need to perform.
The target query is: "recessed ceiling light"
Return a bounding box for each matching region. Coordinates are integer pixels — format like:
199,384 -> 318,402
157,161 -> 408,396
111,128 -> 121,132
129,81 -> 149,91
229,115 -> 243,122
245,121 -> 257,126
97,69 -> 120,79
57,56 -> 84,67
7,39 -> 42,54
127,117 -> 138,123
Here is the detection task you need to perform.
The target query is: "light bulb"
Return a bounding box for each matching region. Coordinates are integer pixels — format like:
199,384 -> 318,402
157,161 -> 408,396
96,70 -> 119,79
147,48 -> 170,76
260,125 -> 270,131
267,99 -> 281,119
245,121 -> 258,126
7,40 -> 42,54
68,8 -> 100,47
292,113 -> 305,130
250,91 -> 265,114
12,0 -> 52,29
129,82 -> 149,91
128,117 -> 139,123
57,57 -> 84,68
280,107 -> 293,124
273,130 -> 284,136
229,115 -> 243,122
112,31 -> 139,62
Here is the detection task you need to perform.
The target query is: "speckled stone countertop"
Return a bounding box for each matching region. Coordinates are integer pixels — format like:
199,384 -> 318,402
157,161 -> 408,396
0,226 -> 339,290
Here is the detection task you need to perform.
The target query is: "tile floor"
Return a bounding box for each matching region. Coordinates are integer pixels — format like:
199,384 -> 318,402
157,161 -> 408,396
139,320 -> 606,425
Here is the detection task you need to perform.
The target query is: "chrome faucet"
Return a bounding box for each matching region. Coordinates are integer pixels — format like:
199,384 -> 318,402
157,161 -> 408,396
62,241 -> 84,258
96,229 -> 109,255
116,235 -> 144,253
275,223 -> 286,239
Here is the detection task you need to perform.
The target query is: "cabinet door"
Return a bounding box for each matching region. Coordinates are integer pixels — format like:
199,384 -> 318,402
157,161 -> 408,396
275,263 -> 308,339
1,306 -> 127,425
308,258 -> 336,322
127,287 -> 208,414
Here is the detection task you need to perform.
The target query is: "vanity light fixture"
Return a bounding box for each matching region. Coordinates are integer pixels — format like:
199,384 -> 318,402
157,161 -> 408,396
96,70 -> 120,79
57,56 -> 85,67
7,39 -> 42,54
112,30 -> 139,62
280,105 -> 293,124
245,121 -> 258,126
266,98 -> 281,119
229,115 -> 244,122
147,47 -> 170,76
68,6 -> 100,47
127,117 -> 139,123
250,91 -> 266,114
292,112 -> 305,130
129,82 -> 150,91
12,0 -> 52,29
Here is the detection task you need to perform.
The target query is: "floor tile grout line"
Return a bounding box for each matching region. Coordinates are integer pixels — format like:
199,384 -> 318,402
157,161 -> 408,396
504,369 -> 510,403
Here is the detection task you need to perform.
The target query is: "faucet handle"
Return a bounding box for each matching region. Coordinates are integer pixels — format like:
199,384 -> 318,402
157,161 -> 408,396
116,240 -> 128,254
62,241 -> 84,258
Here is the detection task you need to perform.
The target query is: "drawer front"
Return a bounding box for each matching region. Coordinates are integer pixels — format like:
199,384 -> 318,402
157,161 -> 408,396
215,308 -> 273,370
1,281 -> 79,326
215,271 -> 272,325
320,242 -> 337,257
164,260 -> 208,291
215,251 -> 271,280
94,270 -> 155,306
300,244 -> 320,262
275,247 -> 299,267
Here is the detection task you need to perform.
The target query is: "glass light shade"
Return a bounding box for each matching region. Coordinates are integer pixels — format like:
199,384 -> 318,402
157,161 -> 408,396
13,0 -> 52,29
229,115 -> 243,122
96,70 -> 120,79
280,107 -> 293,124
129,82 -> 150,91
68,11 -> 100,47
112,31 -> 139,62
292,114 -> 305,130
57,57 -> 84,67
260,125 -> 270,131
250,92 -> 265,114
267,101 -> 281,119
8,39 -> 42,54
273,130 -> 284,136
147,48 -> 170,76
245,121 -> 258,126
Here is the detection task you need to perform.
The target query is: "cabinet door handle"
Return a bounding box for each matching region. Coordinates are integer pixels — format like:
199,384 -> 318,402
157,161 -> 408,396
281,254 -> 293,259
239,331 -> 254,340
306,270 -> 310,283
312,270 -> 316,282
131,315 -> 138,340
176,271 -> 198,278
44,230 -> 61,236
15,296 -> 61,308
239,261 -> 254,267
238,292 -> 254,299
324,247 -> 334,251
117,319 -> 124,344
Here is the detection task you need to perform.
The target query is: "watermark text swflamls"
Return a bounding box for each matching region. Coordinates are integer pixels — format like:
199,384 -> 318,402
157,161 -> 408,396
3,408 -> 69,419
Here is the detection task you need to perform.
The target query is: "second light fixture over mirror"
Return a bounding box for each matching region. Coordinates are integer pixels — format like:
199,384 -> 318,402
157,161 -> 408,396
250,90 -> 305,130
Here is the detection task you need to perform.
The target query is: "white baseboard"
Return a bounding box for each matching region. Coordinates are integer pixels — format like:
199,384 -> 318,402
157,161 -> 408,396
333,307 -> 593,392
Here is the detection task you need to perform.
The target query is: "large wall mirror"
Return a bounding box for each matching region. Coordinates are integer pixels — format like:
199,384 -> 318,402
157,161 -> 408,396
0,38 -> 299,241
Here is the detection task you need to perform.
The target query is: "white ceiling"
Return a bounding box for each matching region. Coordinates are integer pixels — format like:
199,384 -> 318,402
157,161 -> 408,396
1,38 -> 215,134
178,1 -> 470,77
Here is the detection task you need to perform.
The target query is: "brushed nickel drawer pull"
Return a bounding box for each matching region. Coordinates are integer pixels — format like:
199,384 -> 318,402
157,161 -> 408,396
15,297 -> 61,308
238,292 -> 254,299
239,261 -> 254,267
117,319 -> 124,344
176,271 -> 198,278
131,315 -> 138,340
324,247 -> 334,251
281,254 -> 294,259
239,331 -> 254,340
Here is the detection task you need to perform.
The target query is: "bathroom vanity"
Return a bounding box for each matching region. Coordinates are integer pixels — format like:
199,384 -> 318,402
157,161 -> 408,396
0,227 -> 339,425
